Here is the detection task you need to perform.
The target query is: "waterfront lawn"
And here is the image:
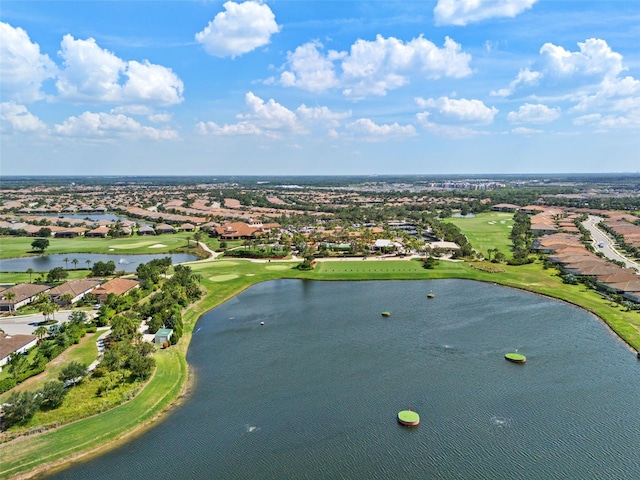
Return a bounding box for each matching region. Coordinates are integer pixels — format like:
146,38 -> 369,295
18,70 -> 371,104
0,270 -> 89,284
0,233 -> 200,259
444,212 -> 514,259
0,349 -> 185,480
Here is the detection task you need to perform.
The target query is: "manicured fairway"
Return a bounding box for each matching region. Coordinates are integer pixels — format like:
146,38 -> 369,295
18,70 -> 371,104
445,212 -> 514,258
0,233 -> 203,259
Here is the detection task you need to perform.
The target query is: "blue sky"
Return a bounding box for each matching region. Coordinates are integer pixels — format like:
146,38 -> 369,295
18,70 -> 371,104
1,0 -> 639,175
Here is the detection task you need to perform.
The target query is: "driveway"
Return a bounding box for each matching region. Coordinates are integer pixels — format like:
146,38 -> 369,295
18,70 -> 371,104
0,310 -> 95,336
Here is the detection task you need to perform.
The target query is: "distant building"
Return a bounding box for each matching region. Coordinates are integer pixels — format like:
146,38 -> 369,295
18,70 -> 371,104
491,203 -> 520,212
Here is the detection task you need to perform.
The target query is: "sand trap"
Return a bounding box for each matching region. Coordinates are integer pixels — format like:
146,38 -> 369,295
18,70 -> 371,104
108,248 -> 115,251
265,265 -> 290,270
500,221 -> 506,224
148,244 -> 168,249
246,273 -> 255,276
209,274 -> 239,282
488,221 -> 496,225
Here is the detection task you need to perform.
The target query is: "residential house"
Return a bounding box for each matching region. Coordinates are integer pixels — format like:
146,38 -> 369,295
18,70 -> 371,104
155,224 -> 176,234
91,278 -> 140,302
86,226 -> 110,238
0,284 -> 51,312
0,333 -> 38,369
137,226 -> 156,236
47,279 -> 102,305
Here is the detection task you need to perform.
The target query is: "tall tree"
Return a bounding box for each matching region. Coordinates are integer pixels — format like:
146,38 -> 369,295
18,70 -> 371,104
31,238 -> 50,252
5,291 -> 16,313
71,258 -> 79,269
26,268 -> 35,283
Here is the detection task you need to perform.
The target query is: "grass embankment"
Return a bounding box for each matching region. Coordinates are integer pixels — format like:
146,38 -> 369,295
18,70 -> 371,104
444,212 -> 514,258
0,349 -> 185,479
2,256 -> 639,479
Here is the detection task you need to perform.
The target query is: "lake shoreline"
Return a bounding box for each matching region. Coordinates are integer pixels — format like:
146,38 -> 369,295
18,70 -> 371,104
3,260 -> 639,479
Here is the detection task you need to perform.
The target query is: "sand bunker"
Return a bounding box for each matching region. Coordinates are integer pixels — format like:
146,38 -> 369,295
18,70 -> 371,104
148,244 -> 168,249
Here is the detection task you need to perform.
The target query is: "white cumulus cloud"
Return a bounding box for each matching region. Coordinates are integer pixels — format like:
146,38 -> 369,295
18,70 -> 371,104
56,35 -> 183,105
493,38 -> 625,98
54,111 -> 179,139
196,92 -> 351,138
278,35 -> 472,98
296,104 -> 351,127
507,103 -> 560,124
195,121 -> 261,136
0,22 -> 57,102
511,127 -> 542,134
539,38 -> 624,80
195,1 -> 280,58
0,102 -> 47,133
415,96 -> 498,124
279,41 -> 342,93
345,118 -> 416,140
434,0 -> 537,26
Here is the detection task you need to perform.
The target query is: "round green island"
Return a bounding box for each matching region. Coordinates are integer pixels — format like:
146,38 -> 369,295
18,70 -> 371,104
397,409 -> 420,426
505,352 -> 526,363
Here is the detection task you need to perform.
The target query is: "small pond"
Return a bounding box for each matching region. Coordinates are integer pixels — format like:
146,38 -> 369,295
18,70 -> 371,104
0,253 -> 199,273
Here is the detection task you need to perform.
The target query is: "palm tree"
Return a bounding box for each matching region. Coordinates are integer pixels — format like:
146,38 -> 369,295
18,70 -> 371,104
63,257 -> 69,269
33,325 -> 48,342
72,258 -> 79,269
5,291 -> 16,313
26,268 -> 35,283
40,299 -> 55,321
85,259 -> 92,270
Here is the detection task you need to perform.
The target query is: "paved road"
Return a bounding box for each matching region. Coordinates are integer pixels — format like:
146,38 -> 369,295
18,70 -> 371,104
0,310 -> 95,336
582,215 -> 640,272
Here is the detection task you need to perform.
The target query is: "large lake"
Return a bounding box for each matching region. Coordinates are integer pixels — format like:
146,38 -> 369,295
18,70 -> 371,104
49,279 -> 640,479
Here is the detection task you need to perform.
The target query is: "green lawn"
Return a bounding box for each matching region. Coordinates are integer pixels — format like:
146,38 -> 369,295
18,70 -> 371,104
0,233 -> 206,259
0,349 -> 185,479
2,256 -> 639,479
444,212 -> 514,258
0,331 -> 101,401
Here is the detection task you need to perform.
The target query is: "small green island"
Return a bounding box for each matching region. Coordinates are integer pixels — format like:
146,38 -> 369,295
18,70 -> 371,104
397,409 -> 420,426
505,352 -> 527,363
